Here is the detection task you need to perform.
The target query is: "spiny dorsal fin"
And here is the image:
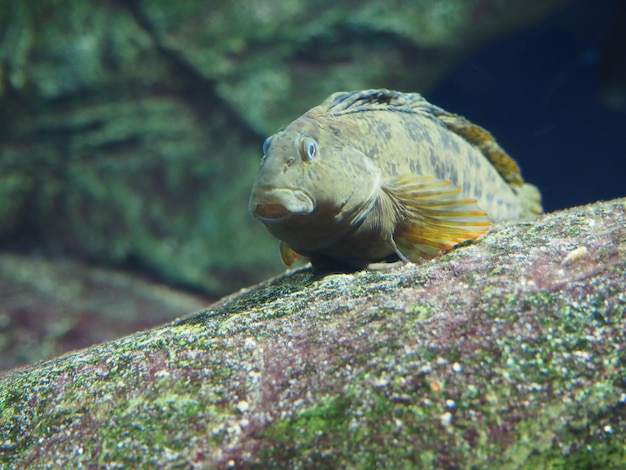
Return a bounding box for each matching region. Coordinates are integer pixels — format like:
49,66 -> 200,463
319,89 -> 525,187
321,89 -> 433,116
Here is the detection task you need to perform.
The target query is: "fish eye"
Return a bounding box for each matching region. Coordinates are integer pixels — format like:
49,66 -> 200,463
262,136 -> 272,155
299,137 -> 318,162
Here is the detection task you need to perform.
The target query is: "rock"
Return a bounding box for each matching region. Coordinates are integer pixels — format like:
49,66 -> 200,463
1,198 -> 624,468
139,0 -> 570,134
0,0 -> 570,296
0,252 -> 213,372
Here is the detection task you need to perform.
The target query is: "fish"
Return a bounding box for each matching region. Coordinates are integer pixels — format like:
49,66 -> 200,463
249,89 -> 542,270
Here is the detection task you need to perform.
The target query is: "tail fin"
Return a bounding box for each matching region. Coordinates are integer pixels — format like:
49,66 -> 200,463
518,183 -> 543,218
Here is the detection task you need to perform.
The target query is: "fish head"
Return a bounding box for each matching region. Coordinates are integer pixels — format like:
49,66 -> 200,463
249,114 -> 381,253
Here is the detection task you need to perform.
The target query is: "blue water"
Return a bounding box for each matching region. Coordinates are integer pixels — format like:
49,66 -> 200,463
429,0 -> 626,212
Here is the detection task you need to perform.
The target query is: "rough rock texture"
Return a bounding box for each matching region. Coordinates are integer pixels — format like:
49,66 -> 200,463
1,198 -> 624,468
0,0 -> 569,295
0,252 -> 213,372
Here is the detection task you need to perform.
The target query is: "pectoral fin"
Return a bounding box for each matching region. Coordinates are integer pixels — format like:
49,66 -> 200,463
280,241 -> 303,267
383,174 -> 491,261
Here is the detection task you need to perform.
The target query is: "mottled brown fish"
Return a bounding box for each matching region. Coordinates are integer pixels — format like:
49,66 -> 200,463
249,89 -> 542,269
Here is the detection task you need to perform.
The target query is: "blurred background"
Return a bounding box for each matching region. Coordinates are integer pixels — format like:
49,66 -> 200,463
0,0 -> 624,371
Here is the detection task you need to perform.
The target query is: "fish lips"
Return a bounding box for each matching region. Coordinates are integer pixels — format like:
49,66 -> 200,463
249,188 -> 315,222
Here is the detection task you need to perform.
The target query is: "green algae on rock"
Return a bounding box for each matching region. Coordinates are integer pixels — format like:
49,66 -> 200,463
1,197 -> 625,467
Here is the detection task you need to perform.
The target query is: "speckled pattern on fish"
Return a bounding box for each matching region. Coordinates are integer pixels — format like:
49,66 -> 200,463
249,89 -> 542,270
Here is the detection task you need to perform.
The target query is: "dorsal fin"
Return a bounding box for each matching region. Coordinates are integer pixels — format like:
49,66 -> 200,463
430,110 -> 524,186
322,89 -> 433,116
318,89 -> 525,187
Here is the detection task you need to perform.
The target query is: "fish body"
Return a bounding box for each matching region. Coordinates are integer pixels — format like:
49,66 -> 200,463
249,89 -> 542,269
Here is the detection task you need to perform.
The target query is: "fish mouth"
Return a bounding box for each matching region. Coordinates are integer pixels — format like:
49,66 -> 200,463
249,188 -> 315,222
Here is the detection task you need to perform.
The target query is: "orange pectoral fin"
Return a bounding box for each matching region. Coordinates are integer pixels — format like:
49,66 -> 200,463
395,221 -> 491,260
280,241 -> 303,267
383,175 -> 492,261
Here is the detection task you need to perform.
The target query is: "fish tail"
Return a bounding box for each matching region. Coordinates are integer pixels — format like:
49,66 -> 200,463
518,183 -> 543,218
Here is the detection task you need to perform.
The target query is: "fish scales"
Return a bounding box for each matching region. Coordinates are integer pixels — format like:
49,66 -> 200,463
249,89 -> 542,269
320,101 -> 521,221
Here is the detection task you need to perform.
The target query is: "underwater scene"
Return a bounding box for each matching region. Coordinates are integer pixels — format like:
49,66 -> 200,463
1,0 -> 625,467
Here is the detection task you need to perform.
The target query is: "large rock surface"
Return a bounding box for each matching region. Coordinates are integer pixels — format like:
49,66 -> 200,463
1,197 -> 624,468
0,0 -> 569,295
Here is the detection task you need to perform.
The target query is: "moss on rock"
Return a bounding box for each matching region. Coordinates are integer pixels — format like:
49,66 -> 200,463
1,198 -> 625,467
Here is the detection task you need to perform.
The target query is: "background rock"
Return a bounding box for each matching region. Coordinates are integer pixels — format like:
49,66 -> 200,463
0,198 -> 624,467
0,252 -> 212,372
0,0 -> 570,296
